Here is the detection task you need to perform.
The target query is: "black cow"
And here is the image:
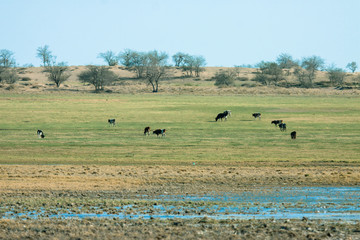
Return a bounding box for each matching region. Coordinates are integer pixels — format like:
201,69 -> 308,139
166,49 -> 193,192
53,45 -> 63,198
252,113 -> 261,119
144,126 -> 151,135
223,110 -> 231,117
37,130 -> 45,138
271,120 -> 283,126
291,131 -> 297,139
279,123 -> 287,131
108,119 -> 116,126
153,129 -> 166,137
215,112 -> 227,121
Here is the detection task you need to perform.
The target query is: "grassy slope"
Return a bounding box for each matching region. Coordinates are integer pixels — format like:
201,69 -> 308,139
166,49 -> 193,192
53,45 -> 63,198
0,93 -> 359,166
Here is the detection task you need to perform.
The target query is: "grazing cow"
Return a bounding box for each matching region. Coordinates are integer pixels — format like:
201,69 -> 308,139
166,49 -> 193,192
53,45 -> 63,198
37,130 -> 45,138
252,113 -> 261,119
108,119 -> 116,126
271,120 -> 283,126
291,131 -> 297,139
223,110 -> 231,117
144,126 -> 151,135
153,129 -> 166,137
279,123 -> 287,131
215,112 -> 227,121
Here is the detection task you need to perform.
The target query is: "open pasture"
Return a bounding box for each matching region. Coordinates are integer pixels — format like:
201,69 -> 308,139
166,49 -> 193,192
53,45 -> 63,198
0,93 -> 359,165
1,92 -> 360,239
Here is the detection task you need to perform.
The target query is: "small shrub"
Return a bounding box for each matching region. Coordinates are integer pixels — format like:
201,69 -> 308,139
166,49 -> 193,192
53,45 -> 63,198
5,85 -> 15,90
213,70 -> 236,87
21,77 -> 31,81
240,82 -> 258,88
0,68 -> 19,84
237,77 -> 248,81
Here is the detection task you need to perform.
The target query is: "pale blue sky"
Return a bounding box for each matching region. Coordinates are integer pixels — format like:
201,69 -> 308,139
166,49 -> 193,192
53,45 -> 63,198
1,0 -> 359,68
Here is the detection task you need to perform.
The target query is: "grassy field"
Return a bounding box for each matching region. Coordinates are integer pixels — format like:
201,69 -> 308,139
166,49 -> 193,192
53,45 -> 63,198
1,92 -> 359,166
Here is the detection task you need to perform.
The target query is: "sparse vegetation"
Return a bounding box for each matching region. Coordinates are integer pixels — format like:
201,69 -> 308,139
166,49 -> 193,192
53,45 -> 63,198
118,49 -> 146,78
143,50 -> 169,92
254,61 -> 284,86
346,61 -> 358,73
172,52 -> 187,67
36,45 -> 53,67
44,62 -> 71,88
0,49 -> 16,67
78,65 -> 118,92
0,50 -> 19,85
180,54 -> 206,77
327,65 -> 346,87
297,55 -> 325,88
213,69 -> 236,87
98,50 -> 119,66
0,68 -> 19,84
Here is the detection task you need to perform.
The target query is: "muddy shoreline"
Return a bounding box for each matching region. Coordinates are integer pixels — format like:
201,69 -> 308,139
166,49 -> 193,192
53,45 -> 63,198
1,218 -> 359,240
1,164 -> 360,239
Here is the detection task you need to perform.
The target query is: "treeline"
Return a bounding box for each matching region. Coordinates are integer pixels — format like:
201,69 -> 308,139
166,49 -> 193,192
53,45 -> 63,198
0,47 -> 207,92
214,54 -> 359,88
0,47 -> 359,92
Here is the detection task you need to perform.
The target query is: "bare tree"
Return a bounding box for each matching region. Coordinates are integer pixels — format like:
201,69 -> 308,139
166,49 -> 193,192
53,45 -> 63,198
44,62 -> 71,88
0,49 -> 16,67
276,53 -> 299,76
78,65 -> 117,92
118,49 -> 134,67
181,55 -> 195,77
296,56 -> 325,87
172,52 -> 187,67
98,50 -> 119,66
179,54 -> 206,77
36,45 -> 53,66
254,61 -> 283,86
118,49 -> 147,78
143,50 -> 169,92
193,56 -> 206,77
327,65 -> 346,87
0,49 -> 18,84
346,61 -> 357,73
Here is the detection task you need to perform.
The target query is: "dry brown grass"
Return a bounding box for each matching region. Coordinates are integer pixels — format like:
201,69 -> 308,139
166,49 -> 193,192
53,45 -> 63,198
2,66 -> 359,95
1,163 -> 359,195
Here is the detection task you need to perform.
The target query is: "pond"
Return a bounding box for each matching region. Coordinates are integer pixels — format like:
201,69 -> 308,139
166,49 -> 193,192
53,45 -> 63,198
2,187 -> 359,221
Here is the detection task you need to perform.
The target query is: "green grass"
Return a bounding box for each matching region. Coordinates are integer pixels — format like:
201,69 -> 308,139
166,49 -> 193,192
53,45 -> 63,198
0,93 -> 359,165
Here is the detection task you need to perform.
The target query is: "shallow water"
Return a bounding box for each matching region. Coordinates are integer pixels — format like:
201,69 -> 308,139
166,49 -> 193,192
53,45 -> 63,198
2,187 -> 359,221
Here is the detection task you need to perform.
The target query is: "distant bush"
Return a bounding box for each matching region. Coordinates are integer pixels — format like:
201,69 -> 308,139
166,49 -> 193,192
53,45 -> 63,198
213,70 -> 236,87
78,65 -> 118,92
0,68 -> 19,84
